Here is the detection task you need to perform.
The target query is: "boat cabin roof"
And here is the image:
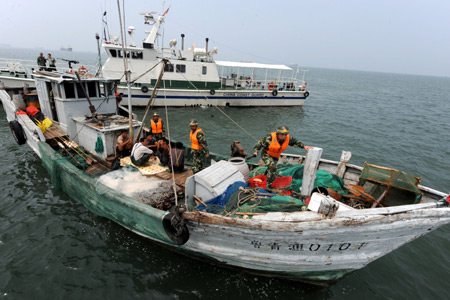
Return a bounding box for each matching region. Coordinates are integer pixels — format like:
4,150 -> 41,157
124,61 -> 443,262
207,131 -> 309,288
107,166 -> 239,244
33,71 -> 119,84
215,60 -> 292,70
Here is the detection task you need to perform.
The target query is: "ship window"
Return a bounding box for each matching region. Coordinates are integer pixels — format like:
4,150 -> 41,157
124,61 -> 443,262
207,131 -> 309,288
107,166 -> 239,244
87,82 -> 98,97
202,66 -> 207,75
103,82 -> 113,96
176,64 -> 186,73
110,49 -> 117,57
132,51 -> 143,59
76,83 -> 86,98
118,50 -> 123,58
164,64 -> 174,72
64,82 -> 75,98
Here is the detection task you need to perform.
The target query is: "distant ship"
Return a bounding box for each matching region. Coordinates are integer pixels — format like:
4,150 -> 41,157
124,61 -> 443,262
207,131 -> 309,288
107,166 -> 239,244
60,45 -> 72,52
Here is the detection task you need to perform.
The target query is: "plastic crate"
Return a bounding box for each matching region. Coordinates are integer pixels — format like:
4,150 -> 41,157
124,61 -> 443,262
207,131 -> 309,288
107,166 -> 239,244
248,175 -> 267,188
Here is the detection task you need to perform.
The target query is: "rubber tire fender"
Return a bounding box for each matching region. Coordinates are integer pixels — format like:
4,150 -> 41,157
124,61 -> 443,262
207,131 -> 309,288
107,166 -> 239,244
304,91 -> 310,98
141,86 -> 149,93
272,89 -> 278,97
209,89 -> 216,95
162,212 -> 190,245
9,120 -> 26,145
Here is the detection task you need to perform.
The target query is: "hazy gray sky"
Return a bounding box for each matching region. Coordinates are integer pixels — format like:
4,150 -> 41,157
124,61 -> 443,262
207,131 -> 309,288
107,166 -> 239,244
1,0 -> 449,77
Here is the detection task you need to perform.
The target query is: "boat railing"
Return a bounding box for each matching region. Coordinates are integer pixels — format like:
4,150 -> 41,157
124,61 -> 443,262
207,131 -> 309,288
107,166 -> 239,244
0,58 -> 98,78
219,76 -> 307,91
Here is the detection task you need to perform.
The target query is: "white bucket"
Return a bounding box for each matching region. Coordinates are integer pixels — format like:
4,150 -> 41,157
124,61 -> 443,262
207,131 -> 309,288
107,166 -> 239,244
228,157 -> 249,182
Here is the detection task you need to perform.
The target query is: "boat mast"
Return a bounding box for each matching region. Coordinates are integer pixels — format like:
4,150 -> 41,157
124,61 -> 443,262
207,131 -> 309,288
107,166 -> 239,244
117,0 -> 133,140
95,33 -> 102,77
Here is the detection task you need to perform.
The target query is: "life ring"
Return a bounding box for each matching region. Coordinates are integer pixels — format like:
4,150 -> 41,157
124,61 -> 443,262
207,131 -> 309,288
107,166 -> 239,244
78,66 -> 88,76
9,120 -> 26,145
141,86 -> 149,93
304,91 -> 310,98
272,90 -> 278,97
268,82 -> 275,90
162,212 -> 189,245
209,89 -> 215,95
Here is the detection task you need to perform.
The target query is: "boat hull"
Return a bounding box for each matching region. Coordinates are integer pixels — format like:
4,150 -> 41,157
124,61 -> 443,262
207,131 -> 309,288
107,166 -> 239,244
36,141 -> 450,284
118,86 -> 308,107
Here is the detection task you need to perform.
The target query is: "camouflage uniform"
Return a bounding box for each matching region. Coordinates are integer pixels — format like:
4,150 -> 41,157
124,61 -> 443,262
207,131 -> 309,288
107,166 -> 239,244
253,134 -> 305,187
37,55 -> 46,71
191,130 -> 209,174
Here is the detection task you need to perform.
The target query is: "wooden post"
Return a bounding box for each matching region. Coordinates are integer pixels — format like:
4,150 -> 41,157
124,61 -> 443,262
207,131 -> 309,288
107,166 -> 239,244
301,147 -> 323,197
334,150 -> 352,178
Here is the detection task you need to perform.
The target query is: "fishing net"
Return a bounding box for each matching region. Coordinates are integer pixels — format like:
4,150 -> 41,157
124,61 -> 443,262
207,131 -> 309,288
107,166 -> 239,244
249,163 -> 347,195
196,182 -> 307,217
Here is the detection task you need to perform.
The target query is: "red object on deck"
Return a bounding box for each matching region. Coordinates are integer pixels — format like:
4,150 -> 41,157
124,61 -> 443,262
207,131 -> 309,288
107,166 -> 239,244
249,175 -> 267,188
272,176 -> 293,195
26,105 -> 39,116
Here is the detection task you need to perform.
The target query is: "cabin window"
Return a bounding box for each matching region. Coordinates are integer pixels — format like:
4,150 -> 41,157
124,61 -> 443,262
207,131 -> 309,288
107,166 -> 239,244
132,51 -> 143,59
76,83 -> 86,98
110,49 -> 117,57
64,82 -> 76,98
56,84 -> 62,98
164,64 -> 174,72
202,66 -> 207,75
118,50 -> 123,58
87,82 -> 98,98
176,64 -> 186,73
103,82 -> 113,96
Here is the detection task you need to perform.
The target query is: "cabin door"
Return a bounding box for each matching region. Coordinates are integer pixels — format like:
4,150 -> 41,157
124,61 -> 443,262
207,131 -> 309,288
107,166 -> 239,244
35,80 -> 52,119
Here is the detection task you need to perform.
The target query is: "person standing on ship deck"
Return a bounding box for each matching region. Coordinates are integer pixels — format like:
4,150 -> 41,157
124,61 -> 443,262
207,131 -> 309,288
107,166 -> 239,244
150,112 -> 165,141
47,53 -> 56,71
253,126 -> 312,189
37,52 -> 46,71
189,119 -> 209,174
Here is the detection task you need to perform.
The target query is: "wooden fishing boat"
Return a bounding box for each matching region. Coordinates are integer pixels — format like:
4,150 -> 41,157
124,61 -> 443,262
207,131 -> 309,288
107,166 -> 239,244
1,72 -> 449,285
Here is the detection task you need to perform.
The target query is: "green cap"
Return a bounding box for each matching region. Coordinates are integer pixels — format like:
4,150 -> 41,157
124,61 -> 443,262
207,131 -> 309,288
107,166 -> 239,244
189,119 -> 198,126
277,126 -> 289,134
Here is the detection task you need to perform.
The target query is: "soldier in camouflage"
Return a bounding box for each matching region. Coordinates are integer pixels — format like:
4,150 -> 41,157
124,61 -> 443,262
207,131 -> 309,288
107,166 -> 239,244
189,119 -> 210,173
253,126 -> 312,189
37,52 -> 47,71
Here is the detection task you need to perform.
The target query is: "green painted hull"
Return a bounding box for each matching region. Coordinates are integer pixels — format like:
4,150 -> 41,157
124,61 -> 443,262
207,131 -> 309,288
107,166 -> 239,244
38,142 -> 175,246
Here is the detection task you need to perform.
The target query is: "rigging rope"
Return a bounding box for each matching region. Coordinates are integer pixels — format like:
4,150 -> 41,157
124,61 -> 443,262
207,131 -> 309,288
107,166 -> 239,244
162,78 -> 179,206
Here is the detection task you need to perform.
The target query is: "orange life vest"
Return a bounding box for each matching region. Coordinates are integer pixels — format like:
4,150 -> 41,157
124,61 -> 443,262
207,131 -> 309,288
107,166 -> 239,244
151,118 -> 163,134
265,132 -> 290,158
190,128 -> 204,150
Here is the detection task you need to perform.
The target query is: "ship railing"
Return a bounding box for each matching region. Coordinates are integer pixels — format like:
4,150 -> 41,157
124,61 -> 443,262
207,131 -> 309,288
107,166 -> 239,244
219,76 -> 307,91
0,58 -> 97,77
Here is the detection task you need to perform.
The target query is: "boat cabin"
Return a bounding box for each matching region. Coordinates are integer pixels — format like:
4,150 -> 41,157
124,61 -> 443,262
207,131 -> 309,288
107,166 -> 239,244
33,73 -> 141,159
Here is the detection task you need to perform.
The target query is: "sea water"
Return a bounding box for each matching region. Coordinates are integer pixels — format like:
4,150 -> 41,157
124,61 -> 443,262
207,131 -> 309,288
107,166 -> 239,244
1,47 -> 449,299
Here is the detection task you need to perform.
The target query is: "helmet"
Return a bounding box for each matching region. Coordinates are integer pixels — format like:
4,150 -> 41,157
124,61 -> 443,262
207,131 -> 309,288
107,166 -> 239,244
189,119 -> 198,126
276,126 -> 289,134
153,112 -> 159,117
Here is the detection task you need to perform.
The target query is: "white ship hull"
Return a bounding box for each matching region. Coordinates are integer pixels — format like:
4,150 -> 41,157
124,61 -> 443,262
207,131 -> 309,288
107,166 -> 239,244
118,86 -> 308,107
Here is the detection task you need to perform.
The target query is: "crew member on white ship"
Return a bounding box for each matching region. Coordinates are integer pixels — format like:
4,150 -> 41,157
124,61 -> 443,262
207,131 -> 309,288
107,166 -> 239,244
116,130 -> 133,158
150,112 -> 165,141
253,126 -> 312,189
47,53 -> 56,71
37,52 -> 46,71
131,137 -> 154,166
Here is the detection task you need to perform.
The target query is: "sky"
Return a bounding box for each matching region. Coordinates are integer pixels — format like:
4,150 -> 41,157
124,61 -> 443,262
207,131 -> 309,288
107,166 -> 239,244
1,0 -> 450,77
